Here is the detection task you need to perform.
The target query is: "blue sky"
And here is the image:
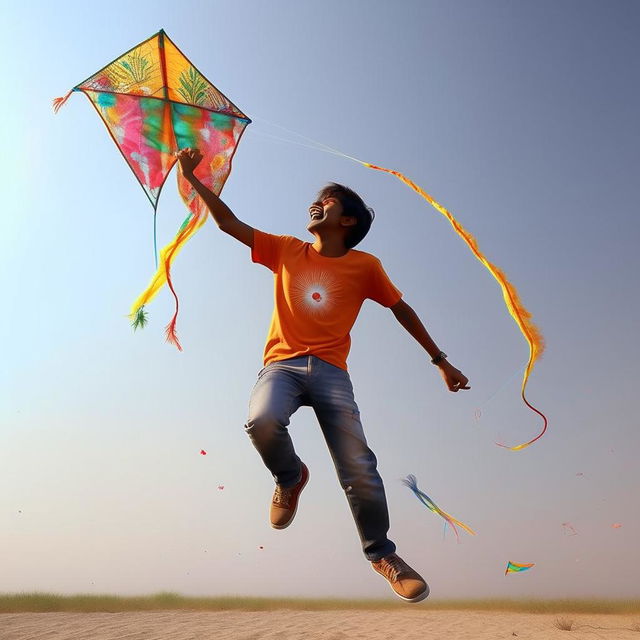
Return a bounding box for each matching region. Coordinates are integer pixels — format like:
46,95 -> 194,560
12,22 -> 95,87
1,0 -> 639,600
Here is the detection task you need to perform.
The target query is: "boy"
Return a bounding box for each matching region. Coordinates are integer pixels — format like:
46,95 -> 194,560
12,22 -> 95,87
177,148 -> 470,603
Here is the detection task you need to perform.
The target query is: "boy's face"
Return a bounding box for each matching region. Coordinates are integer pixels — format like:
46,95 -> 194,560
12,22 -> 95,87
307,195 -> 352,234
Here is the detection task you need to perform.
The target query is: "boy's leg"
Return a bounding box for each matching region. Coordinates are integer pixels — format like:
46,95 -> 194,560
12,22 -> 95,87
307,358 -> 396,561
245,358 -> 308,488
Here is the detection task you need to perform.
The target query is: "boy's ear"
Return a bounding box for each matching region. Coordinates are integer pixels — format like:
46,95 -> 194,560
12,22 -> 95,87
340,216 -> 357,228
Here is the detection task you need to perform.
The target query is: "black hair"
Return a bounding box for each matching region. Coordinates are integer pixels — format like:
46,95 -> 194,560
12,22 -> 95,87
316,183 -> 375,249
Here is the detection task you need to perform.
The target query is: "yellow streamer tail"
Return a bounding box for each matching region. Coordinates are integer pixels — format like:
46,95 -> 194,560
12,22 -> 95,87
129,169 -> 208,350
362,162 -> 547,450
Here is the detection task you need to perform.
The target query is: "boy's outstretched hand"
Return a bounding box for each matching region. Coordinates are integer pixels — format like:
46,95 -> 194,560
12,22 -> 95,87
176,147 -> 202,176
437,361 -> 470,393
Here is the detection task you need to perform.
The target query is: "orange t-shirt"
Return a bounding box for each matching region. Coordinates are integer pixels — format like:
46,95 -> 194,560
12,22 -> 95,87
252,230 -> 402,370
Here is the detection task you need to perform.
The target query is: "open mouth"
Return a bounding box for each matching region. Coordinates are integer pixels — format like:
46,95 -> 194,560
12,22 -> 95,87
309,205 -> 324,220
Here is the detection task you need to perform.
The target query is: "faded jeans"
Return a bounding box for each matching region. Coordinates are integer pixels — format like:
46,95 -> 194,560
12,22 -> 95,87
245,355 -> 396,561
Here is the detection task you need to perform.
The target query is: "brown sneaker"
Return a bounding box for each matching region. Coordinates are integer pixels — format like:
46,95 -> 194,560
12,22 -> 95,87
371,553 -> 429,602
270,463 -> 309,529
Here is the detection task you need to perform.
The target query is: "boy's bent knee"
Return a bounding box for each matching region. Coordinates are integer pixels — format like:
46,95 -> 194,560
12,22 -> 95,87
245,412 -> 288,438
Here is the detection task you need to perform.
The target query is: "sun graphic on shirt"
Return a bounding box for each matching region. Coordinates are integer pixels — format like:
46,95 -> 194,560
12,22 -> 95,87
290,270 -> 340,316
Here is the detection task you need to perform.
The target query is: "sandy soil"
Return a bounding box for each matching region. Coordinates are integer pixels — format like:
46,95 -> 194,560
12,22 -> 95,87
1,609 -> 639,640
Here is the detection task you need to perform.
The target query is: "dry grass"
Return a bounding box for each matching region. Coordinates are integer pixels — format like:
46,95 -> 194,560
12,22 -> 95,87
0,593 -> 640,614
554,617 -> 574,631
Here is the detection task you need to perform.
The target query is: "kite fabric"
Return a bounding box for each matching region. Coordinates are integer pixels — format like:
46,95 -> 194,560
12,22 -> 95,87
360,162 -> 547,451
505,561 -> 535,575
54,29 -> 251,349
402,475 -> 475,542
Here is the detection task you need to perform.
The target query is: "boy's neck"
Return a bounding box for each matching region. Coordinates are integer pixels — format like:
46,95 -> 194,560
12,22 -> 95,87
311,235 -> 350,257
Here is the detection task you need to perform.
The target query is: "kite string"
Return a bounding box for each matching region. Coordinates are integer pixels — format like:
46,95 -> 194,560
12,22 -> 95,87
474,360 -> 528,422
250,116 -> 365,163
246,128 -> 349,158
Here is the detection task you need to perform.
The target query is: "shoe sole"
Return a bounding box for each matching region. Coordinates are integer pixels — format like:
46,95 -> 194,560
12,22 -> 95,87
271,465 -> 309,530
371,564 -> 430,603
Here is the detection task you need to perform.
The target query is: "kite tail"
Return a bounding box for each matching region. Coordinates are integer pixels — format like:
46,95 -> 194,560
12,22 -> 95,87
496,365 -> 549,451
130,209 -> 206,349
52,90 -> 73,114
129,171 -> 209,349
362,162 -> 547,451
402,475 -> 475,541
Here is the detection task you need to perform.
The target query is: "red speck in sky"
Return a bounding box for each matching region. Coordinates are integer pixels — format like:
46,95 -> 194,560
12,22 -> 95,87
200,449 -> 207,455
312,292 -> 322,302
612,523 -> 622,529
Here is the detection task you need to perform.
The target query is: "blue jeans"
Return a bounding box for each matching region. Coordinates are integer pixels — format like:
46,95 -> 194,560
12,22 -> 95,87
245,355 -> 396,561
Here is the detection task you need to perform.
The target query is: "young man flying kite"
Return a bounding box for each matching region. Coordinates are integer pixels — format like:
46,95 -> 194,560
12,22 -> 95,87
177,147 -> 470,603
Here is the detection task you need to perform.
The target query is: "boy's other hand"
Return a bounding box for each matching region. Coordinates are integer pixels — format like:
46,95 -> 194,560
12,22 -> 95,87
437,361 -> 470,393
176,147 -> 203,176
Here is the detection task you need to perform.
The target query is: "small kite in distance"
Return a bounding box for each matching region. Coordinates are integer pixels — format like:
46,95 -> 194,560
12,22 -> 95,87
562,522 -> 578,536
505,561 -> 534,575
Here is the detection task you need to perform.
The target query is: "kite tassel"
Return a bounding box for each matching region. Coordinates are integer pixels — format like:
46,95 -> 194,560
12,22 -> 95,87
52,90 -> 73,114
164,313 -> 183,351
402,474 -> 419,493
163,255 -> 183,352
130,306 -> 149,331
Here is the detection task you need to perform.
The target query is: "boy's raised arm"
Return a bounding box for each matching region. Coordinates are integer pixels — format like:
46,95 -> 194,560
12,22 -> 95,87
177,148 -> 254,248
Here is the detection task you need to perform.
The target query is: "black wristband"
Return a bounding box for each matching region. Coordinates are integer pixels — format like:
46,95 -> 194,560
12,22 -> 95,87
431,351 -> 448,365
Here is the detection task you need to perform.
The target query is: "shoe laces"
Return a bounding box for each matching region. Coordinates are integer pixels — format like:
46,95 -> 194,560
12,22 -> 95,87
378,554 -> 408,582
273,485 -> 293,507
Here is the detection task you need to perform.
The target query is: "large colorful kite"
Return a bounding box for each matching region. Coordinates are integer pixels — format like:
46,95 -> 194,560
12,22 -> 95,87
54,29 -> 250,349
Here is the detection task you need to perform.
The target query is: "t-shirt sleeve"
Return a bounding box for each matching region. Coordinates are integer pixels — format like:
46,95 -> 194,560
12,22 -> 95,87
367,257 -> 403,307
251,230 -> 289,272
